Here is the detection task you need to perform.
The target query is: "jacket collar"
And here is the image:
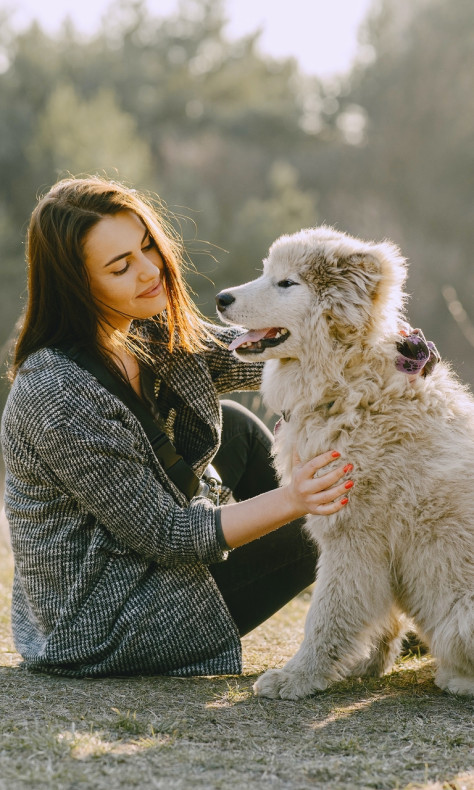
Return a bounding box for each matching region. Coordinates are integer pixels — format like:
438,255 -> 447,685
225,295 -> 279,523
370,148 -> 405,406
142,319 -> 220,433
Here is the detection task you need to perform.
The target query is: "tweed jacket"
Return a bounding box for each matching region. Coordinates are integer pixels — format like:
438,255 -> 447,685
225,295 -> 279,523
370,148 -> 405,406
1,321 -> 263,677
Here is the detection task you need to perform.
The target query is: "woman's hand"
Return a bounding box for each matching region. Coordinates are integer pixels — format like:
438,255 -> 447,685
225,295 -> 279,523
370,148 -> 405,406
397,323 -> 440,380
284,450 -> 353,518
220,449 -> 353,549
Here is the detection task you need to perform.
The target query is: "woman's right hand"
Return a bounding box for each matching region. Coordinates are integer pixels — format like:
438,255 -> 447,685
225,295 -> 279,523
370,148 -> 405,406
220,450 -> 353,549
284,450 -> 353,517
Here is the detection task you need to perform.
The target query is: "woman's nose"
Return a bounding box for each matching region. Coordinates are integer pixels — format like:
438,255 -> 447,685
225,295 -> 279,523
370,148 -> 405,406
138,255 -> 160,279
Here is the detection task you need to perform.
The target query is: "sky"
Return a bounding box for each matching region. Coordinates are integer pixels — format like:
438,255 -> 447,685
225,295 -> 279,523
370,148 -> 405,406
6,0 -> 374,78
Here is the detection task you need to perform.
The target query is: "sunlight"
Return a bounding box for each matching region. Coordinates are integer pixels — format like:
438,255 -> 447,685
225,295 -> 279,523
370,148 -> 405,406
10,0 -> 372,78
57,729 -> 172,759
415,773 -> 474,790
205,680 -> 251,708
310,696 -> 387,731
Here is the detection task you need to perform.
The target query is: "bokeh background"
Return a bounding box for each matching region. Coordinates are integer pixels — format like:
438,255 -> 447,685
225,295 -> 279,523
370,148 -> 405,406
1,0 -> 474,496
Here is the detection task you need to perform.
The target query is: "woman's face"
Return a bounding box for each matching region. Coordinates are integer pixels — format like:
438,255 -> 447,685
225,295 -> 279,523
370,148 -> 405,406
83,210 -> 168,333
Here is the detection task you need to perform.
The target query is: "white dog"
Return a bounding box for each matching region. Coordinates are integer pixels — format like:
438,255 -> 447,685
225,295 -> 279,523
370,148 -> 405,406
216,226 -> 474,699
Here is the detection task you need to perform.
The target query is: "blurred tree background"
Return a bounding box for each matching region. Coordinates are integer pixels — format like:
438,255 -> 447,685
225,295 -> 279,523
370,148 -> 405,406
1,0 -> 474,482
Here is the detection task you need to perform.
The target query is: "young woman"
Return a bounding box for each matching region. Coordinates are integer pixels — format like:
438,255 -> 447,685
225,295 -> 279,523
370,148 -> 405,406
0,176 -> 353,678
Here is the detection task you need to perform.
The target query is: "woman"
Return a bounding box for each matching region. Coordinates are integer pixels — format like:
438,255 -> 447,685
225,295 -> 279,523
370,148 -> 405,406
1,176 -> 352,678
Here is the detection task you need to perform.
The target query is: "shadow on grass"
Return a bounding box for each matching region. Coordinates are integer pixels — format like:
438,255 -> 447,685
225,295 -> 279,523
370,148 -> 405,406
0,658 -> 472,790
0,539 -> 472,789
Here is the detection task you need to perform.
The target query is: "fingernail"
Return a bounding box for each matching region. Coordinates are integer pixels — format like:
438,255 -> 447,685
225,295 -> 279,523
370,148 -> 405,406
344,480 -> 354,490
340,497 -> 349,505
331,451 -> 341,458
343,464 -> 353,473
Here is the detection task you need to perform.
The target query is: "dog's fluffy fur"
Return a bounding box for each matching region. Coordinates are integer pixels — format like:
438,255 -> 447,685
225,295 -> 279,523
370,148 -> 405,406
218,226 -> 474,699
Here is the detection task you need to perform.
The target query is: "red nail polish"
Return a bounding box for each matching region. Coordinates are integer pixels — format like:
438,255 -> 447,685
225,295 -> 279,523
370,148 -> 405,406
340,497 -> 349,505
343,464 -> 353,473
331,451 -> 341,458
344,480 -> 354,490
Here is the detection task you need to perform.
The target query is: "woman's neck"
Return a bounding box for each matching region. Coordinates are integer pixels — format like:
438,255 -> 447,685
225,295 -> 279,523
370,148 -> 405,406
97,320 -> 132,352
97,324 -> 143,398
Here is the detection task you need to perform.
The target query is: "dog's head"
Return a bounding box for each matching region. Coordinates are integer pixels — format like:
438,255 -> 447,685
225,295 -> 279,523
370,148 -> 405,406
216,226 -> 407,361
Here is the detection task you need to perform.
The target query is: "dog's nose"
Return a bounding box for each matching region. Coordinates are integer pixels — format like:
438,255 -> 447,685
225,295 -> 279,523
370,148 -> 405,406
216,291 -> 235,312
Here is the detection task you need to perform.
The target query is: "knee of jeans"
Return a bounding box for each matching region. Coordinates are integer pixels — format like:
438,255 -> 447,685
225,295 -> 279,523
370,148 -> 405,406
220,399 -> 274,448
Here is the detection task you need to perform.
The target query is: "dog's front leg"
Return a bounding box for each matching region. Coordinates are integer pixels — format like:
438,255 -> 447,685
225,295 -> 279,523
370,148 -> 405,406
253,540 -> 393,700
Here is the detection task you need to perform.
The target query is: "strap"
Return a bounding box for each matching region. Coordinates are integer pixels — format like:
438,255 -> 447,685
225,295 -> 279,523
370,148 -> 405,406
60,345 -> 201,501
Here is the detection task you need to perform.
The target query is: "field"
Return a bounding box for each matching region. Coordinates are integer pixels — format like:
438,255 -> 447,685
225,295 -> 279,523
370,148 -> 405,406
0,535 -> 473,790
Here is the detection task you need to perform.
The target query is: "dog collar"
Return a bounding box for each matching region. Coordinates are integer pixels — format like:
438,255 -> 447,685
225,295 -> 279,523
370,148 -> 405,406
274,412 -> 289,434
274,402 -> 335,434
273,331 -> 439,435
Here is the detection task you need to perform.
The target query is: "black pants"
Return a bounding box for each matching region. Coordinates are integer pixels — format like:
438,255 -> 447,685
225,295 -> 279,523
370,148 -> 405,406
209,400 -> 319,637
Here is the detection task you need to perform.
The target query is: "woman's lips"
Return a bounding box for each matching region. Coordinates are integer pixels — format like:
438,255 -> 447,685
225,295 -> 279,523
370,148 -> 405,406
138,281 -> 162,298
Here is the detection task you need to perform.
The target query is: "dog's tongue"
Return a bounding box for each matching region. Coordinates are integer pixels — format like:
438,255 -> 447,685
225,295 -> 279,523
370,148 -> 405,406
228,328 -> 274,351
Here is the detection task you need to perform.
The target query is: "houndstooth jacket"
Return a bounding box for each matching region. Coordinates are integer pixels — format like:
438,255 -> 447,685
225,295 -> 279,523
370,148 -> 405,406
1,321 -> 263,677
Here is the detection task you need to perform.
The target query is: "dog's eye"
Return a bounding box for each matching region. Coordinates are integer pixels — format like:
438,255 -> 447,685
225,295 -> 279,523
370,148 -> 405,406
277,279 -> 298,288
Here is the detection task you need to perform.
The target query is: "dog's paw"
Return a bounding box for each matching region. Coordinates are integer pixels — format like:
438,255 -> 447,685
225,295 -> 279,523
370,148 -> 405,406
435,669 -> 474,697
253,668 -> 329,700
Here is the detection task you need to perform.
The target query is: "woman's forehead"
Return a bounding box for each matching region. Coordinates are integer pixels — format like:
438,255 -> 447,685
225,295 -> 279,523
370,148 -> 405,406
83,211 -> 147,268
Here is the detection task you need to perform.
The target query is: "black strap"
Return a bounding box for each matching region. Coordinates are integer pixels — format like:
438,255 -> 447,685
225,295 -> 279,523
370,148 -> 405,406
60,345 -> 201,501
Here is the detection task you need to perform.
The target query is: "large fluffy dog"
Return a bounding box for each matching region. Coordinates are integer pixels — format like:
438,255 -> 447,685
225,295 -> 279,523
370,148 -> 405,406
216,226 -> 474,699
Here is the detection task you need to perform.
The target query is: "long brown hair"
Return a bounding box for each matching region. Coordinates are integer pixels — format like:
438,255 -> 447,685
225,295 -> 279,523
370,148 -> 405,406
11,176 -> 209,379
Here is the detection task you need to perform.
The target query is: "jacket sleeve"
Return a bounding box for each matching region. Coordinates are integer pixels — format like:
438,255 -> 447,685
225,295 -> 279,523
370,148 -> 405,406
35,420 -> 226,567
17,362 -> 228,567
201,323 -> 264,394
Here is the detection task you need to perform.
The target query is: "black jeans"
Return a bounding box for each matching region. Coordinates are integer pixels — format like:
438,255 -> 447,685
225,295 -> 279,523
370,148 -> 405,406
209,400 -> 319,636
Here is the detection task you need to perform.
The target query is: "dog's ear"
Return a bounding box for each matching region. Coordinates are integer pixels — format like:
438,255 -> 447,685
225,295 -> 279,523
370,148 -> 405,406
337,251 -> 381,293
325,252 -> 382,329
326,242 -> 407,333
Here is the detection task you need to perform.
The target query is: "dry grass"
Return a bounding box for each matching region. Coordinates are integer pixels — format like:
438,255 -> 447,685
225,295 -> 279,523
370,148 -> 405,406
0,537 -> 473,790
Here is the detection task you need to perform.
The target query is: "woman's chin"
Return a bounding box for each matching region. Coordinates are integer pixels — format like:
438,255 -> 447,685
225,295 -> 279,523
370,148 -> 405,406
134,295 -> 168,318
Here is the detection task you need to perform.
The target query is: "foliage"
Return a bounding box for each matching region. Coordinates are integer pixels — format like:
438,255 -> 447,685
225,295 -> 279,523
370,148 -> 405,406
0,0 -> 473,389
27,83 -> 152,185
336,0 -> 474,375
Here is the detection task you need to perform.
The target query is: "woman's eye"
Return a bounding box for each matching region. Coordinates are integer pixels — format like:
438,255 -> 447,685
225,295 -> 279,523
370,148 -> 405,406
277,279 -> 298,288
142,237 -> 155,252
113,262 -> 130,276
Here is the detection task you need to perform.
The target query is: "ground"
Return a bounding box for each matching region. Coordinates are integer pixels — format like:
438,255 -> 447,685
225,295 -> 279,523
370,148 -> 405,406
0,538 -> 472,790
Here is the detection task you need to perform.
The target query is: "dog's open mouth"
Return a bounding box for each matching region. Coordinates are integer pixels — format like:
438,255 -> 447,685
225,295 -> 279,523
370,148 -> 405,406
228,327 -> 290,354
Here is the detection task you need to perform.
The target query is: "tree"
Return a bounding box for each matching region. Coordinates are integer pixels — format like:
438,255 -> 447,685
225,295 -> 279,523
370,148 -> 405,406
27,83 -> 152,185
340,0 -> 474,380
